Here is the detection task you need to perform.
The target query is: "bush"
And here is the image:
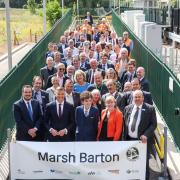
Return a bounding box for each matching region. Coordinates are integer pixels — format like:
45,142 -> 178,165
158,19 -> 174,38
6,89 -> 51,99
46,0 -> 62,26
27,0 -> 37,14
23,4 -> 28,9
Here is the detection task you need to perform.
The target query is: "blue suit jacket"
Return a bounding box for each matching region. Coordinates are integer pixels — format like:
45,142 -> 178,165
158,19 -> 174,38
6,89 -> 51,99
13,99 -> 43,141
45,101 -> 75,141
75,105 -> 99,141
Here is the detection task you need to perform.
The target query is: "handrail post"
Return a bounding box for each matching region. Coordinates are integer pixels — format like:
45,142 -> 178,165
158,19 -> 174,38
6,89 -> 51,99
7,128 -> 11,180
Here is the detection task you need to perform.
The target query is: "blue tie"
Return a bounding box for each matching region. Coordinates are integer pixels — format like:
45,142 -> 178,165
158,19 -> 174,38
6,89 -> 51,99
27,102 -> 33,121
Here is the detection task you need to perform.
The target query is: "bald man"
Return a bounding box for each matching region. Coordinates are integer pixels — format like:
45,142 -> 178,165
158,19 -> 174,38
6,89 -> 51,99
123,89 -> 157,179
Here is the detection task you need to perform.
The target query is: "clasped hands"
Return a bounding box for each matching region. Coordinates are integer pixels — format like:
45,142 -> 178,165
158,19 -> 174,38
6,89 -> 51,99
51,128 -> 66,137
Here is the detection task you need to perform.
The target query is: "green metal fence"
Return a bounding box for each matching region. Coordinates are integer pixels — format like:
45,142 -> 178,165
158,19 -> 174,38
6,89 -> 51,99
0,10 -> 72,150
112,10 -> 180,149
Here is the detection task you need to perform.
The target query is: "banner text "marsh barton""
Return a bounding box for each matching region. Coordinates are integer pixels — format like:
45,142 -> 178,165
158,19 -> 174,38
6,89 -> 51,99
38,152 -> 120,163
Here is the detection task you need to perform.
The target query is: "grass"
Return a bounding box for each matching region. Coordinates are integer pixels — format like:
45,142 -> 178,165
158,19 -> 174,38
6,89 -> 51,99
0,8 -> 51,46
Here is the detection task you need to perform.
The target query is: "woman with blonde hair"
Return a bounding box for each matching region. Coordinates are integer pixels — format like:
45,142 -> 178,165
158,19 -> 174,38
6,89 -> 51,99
97,95 -> 123,141
104,68 -> 122,92
74,70 -> 90,93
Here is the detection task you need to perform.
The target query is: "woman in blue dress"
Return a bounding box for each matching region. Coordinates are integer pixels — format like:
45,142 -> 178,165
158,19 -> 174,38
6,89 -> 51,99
74,70 -> 90,93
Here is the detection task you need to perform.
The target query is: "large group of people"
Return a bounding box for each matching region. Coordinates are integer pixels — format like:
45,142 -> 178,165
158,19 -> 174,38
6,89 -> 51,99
13,12 -> 157,179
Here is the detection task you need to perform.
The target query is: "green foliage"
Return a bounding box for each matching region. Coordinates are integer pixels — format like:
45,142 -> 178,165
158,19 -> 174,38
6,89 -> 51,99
23,4 -> 28,9
46,0 -> 62,26
27,0 -> 37,14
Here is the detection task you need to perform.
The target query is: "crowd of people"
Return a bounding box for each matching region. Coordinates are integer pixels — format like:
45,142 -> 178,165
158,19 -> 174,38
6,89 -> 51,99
13,12 -> 157,179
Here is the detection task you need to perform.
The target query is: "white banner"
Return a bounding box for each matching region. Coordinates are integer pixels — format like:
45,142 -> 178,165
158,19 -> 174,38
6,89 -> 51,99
10,141 -> 147,180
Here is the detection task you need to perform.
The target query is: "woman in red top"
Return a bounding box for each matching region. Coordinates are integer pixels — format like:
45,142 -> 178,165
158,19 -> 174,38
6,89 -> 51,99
97,95 -> 123,141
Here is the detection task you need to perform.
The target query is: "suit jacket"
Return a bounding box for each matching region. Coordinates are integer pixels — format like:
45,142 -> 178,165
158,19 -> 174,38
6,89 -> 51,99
13,99 -> 43,141
121,91 -> 153,112
97,108 -> 123,141
40,66 -> 57,89
57,43 -> 68,54
87,83 -> 108,96
65,91 -> 81,108
75,41 -> 85,48
123,103 -> 157,140
85,15 -> 93,25
93,32 -> 101,43
140,77 -> 150,92
75,105 -> 99,141
101,92 -> 123,111
98,63 -> 115,70
46,74 -> 69,89
86,68 -> 103,83
122,71 -> 136,87
45,101 -> 75,142
80,61 -> 91,71
32,90 -> 49,113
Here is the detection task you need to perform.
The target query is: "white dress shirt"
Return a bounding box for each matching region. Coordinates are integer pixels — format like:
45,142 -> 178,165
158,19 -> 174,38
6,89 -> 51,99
128,104 -> 142,138
65,92 -> 74,105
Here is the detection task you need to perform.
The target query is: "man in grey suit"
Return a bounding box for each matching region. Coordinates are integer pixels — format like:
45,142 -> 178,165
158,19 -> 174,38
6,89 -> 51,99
40,56 -> 57,89
124,90 -> 157,180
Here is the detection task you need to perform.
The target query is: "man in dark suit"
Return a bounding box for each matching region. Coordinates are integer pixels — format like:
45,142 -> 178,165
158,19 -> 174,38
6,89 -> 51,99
75,91 -> 99,141
32,76 -> 49,140
64,79 -> 81,108
86,59 -> 103,84
87,71 -> 108,96
101,79 -> 123,111
92,27 -> 101,43
121,62 -> 136,89
75,34 -> 86,48
85,12 -> 93,26
45,87 -> 75,142
124,89 -> 157,179
13,85 -> 43,141
32,76 -> 49,113
79,52 -> 90,71
40,57 -> 57,90
121,78 -> 153,112
136,67 -> 150,92
57,35 -> 68,56
46,63 -> 69,89
98,52 -> 114,77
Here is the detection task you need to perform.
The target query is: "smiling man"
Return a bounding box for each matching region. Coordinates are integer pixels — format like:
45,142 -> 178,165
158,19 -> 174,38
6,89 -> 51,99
45,87 -> 75,142
13,85 -> 43,141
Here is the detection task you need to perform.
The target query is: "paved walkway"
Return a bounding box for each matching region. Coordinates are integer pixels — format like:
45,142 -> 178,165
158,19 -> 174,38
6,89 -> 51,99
0,43 -> 35,81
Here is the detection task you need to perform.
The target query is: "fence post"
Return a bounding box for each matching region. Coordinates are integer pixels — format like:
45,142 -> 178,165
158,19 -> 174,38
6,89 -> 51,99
35,33 -> 37,43
7,128 -> 11,180
169,47 -> 174,69
30,29 -> 32,42
163,127 -> 169,179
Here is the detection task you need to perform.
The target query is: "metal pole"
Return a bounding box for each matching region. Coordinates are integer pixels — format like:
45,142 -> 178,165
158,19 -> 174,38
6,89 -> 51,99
119,0 -> 120,15
114,0 -> 115,10
163,127 -> 168,179
7,128 -> 11,180
62,0 -> 64,17
77,0 -> 79,20
43,0 -> 46,35
5,0 -> 12,71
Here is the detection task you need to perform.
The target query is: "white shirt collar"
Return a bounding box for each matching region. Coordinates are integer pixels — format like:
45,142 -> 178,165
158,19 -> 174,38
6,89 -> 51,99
56,100 -> 64,106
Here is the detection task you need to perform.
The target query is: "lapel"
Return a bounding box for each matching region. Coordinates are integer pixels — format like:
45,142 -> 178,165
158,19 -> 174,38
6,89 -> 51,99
21,99 -> 29,117
52,102 -> 59,119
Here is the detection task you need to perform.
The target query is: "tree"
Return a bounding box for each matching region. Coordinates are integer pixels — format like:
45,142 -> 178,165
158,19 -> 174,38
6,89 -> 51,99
27,0 -> 37,14
46,0 -> 62,26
